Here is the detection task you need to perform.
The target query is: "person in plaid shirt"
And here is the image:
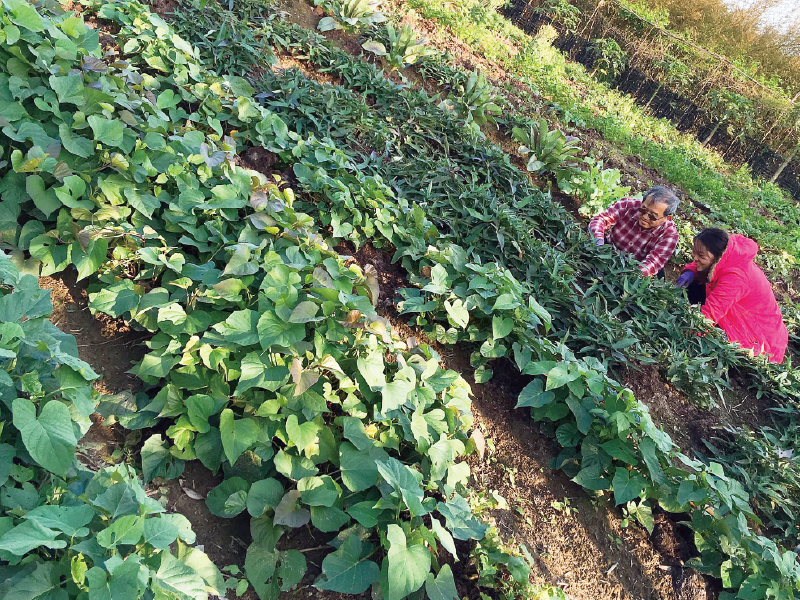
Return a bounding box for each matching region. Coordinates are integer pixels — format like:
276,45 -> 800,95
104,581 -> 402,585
588,186 -> 681,278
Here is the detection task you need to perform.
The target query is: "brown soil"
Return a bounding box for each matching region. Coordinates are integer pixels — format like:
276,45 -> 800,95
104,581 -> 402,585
619,364 -> 774,457
40,270 -> 147,394
148,0 -> 177,17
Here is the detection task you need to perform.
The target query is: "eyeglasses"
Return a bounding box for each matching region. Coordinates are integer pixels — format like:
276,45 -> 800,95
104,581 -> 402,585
637,207 -> 665,222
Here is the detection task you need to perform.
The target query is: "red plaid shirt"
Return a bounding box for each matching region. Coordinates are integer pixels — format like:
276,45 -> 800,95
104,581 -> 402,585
588,198 -> 679,277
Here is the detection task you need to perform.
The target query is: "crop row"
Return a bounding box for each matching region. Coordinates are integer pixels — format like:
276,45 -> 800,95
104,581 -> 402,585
0,255 -> 226,599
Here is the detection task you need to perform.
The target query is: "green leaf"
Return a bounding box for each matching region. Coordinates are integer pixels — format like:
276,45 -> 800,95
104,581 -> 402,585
362,40 -> 387,55
375,457 -> 428,516
639,437 -> 667,486
91,481 -> 139,519
357,348 -> 386,389
317,16 -> 339,31
235,353 -> 289,395
515,379 -> 555,408
143,515 -> 180,550
315,534 -> 381,594
88,115 -> 124,147
26,175 -> 61,217
245,543 -> 279,599
340,442 -> 383,492
0,519 -> 67,555
573,467 -> 610,491
23,504 -> 93,537
341,417 -> 374,451
444,299 -> 469,328
212,309 -> 260,346
97,515 -> 144,549
185,394 -> 218,434
195,428 -> 225,474
425,564 -> 458,600
71,237 -> 108,281
286,414 -> 319,454
151,552 -> 208,600
298,476 -> 341,507
288,300 -> 321,323
59,123 -> 94,157
12,398 -> 77,477
257,310 -> 306,350
274,449 -> 319,480
0,444 -> 15,487
178,545 -> 224,595
431,517 -> 458,558
5,0 -> 44,31
546,363 -> 580,390
436,494 -> 487,540
84,558 -> 141,600
612,467 -> 647,505
381,366 -> 416,412
600,439 -> 639,466
346,501 -> 384,528
277,549 -> 307,591
627,500 -> 655,535
88,280 -> 140,317
565,396 -> 594,435
247,478 -> 284,517
50,74 -> 86,105
206,477 -> 250,518
311,505 -> 350,532
141,434 -> 184,482
4,562 -> 65,600
492,293 -> 518,311
491,315 -> 514,340
273,490 -> 311,527
386,524 -> 430,600
219,409 -> 259,466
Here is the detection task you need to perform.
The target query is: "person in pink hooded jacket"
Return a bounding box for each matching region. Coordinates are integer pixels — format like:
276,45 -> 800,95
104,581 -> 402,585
675,228 -> 788,363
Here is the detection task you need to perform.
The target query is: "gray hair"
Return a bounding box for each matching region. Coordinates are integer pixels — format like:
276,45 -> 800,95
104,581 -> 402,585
644,185 -> 680,216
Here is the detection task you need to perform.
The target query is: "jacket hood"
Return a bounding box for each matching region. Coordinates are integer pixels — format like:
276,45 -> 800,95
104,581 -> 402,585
712,234 -> 758,280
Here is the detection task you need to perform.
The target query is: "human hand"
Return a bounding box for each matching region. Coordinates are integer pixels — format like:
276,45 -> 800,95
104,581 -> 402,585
595,237 -> 604,247
676,271 -> 694,288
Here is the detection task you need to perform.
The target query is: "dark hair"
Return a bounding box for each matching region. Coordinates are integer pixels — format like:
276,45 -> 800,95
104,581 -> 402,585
694,228 -> 729,260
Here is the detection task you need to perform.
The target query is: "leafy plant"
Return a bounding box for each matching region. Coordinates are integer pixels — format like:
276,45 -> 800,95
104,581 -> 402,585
443,70 -> 503,130
318,0 -> 386,33
534,0 -> 581,32
362,23 -> 436,70
512,118 -> 582,176
588,38 -> 627,83
703,422 -> 800,546
0,255 -> 214,599
558,158 -> 632,216
168,0 -> 277,75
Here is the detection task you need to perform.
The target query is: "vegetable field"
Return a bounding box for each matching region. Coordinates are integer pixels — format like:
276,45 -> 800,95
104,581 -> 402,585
0,0 -> 798,599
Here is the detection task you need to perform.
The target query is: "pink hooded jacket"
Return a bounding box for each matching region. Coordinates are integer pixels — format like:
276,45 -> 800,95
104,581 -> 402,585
684,234 -> 788,363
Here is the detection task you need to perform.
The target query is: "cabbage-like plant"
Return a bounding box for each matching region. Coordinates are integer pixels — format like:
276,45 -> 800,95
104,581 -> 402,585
362,23 -> 436,70
318,0 -> 386,33
512,118 -> 582,177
